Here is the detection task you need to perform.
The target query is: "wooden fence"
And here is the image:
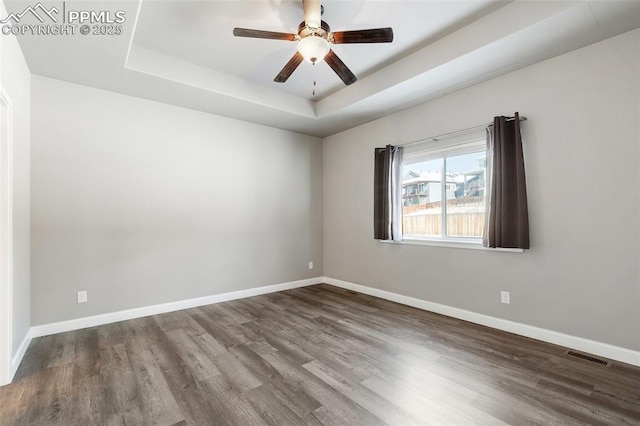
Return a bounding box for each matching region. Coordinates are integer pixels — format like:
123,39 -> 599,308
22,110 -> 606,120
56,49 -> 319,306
403,212 -> 485,237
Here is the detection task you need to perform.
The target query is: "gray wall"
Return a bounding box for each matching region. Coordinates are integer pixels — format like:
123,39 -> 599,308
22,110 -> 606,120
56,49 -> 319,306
0,14 -> 31,358
31,76 -> 322,325
323,29 -> 640,351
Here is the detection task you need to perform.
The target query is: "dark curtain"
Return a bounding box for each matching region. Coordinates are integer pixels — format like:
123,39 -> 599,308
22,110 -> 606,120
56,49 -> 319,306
374,145 -> 403,241
484,112 -> 530,249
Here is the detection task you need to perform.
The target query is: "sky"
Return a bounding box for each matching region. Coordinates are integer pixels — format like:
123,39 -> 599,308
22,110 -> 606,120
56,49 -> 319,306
404,151 -> 485,177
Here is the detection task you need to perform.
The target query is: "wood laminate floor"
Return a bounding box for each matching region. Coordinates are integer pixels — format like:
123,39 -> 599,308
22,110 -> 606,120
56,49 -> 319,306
1,284 -> 639,425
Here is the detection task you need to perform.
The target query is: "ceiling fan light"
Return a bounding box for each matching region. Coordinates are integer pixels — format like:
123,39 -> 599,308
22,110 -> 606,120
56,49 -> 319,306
297,36 -> 330,64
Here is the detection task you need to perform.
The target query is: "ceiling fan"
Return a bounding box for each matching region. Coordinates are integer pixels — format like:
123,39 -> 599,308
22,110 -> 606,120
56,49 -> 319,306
233,0 -> 393,86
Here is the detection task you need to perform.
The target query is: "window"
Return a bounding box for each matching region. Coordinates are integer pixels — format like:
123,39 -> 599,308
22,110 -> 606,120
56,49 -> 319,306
402,140 -> 486,241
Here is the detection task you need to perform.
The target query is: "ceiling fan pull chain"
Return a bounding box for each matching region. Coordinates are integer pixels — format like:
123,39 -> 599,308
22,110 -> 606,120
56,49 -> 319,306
312,63 -> 317,96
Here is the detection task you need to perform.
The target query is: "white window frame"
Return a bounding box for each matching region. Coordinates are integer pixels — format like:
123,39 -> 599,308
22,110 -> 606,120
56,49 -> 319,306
401,139 -> 488,246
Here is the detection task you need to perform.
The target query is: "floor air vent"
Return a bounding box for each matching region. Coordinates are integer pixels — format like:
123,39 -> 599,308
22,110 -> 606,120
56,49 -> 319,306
565,350 -> 610,366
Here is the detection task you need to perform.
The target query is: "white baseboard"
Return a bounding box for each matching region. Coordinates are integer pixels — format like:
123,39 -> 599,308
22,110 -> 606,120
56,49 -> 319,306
18,275 -> 640,375
9,332 -> 32,383
323,277 -> 640,367
30,277 -> 323,339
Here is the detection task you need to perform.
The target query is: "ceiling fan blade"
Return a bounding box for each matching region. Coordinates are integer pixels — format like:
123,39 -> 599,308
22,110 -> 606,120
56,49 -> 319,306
274,52 -> 304,83
233,28 -> 297,41
324,49 -> 357,86
302,0 -> 321,28
331,28 -> 394,44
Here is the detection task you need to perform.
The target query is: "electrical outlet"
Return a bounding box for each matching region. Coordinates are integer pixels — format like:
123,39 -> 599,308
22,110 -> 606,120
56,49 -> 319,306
308,261 -> 314,270
77,290 -> 88,304
501,291 -> 510,304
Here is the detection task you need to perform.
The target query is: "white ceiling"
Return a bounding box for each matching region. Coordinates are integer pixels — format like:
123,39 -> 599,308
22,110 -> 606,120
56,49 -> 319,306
5,0 -> 640,137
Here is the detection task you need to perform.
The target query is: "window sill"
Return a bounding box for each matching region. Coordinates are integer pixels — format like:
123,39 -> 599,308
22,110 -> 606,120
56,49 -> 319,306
379,237 -> 524,253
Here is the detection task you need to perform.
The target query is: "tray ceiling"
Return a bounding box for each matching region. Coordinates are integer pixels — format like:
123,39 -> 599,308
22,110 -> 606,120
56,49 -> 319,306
6,0 -> 640,137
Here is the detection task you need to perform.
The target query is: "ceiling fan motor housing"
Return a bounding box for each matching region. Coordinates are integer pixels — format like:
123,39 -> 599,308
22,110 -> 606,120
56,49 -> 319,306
297,20 -> 331,39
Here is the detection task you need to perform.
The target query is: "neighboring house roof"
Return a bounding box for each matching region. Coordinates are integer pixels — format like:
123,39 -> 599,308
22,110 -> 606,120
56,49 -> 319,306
402,170 -> 468,186
463,169 -> 484,177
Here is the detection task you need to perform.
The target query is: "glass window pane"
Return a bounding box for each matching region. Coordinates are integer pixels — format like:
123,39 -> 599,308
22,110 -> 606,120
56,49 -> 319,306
445,151 -> 486,238
402,159 -> 443,237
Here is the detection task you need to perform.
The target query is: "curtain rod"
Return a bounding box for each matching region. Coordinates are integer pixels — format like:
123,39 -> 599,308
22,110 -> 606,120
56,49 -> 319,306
399,116 -> 527,147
